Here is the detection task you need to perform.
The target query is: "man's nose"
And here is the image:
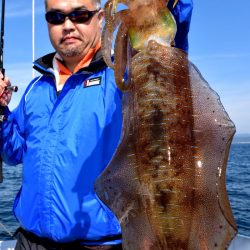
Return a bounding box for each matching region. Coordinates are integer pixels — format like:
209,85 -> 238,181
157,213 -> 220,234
63,17 -> 75,29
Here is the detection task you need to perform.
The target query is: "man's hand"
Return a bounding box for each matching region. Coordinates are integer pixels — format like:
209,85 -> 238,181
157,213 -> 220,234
0,72 -> 12,106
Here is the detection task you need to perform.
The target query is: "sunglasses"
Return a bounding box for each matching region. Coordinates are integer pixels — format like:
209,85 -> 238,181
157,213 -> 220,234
45,9 -> 100,25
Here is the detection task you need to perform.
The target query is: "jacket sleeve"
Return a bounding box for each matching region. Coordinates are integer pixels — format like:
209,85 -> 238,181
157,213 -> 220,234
168,0 -> 193,53
0,97 -> 26,166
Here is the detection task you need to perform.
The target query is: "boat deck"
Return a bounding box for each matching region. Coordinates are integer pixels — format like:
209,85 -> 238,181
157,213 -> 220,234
1,234 -> 250,250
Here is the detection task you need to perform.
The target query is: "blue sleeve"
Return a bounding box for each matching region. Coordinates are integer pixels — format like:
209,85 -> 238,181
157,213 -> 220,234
1,77 -> 42,165
1,97 -> 26,166
168,0 -> 193,53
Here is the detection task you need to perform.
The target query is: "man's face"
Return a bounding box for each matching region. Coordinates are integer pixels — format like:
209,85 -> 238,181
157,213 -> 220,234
46,0 -> 103,61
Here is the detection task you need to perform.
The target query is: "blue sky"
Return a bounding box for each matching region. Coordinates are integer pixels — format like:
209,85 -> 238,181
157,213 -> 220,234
2,0 -> 250,134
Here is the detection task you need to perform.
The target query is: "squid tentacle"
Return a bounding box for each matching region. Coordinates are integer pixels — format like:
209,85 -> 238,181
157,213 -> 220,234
104,0 -> 115,32
102,9 -> 128,69
113,23 -> 132,92
110,0 -> 129,16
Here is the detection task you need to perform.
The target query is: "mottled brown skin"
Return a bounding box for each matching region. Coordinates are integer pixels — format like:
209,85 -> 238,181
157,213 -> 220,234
95,41 -> 237,249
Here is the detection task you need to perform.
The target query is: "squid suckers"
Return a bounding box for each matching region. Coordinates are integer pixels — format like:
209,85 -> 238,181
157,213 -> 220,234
95,41 -> 237,250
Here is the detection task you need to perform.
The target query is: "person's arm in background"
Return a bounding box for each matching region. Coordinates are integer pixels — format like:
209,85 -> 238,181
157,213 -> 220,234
0,73 -> 26,166
168,0 -> 193,53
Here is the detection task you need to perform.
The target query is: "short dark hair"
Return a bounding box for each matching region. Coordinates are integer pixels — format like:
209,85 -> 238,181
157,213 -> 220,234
45,0 -> 101,10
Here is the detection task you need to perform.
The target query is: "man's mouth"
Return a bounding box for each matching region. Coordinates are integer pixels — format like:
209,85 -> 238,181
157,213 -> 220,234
61,36 -> 79,44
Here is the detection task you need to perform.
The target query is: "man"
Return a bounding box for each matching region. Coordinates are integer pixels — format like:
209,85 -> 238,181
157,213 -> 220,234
2,0 -> 122,249
0,0 -> 193,249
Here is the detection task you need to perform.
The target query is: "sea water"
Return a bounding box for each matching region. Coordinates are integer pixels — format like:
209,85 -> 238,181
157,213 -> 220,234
0,134 -> 250,240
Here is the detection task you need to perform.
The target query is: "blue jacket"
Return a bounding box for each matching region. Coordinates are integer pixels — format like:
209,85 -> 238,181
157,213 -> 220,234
1,51 -> 123,244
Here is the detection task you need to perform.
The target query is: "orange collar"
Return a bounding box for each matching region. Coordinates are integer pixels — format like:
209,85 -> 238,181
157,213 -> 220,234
53,41 -> 101,89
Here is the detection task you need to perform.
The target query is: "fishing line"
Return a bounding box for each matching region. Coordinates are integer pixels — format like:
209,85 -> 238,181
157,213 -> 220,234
0,219 -> 15,239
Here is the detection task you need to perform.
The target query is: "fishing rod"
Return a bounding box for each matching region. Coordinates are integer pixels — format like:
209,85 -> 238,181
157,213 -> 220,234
0,0 -> 18,183
0,0 -> 5,183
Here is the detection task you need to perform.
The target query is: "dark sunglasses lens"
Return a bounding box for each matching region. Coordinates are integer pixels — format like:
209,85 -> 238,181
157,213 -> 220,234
45,12 -> 65,24
69,10 -> 93,23
45,10 -> 98,24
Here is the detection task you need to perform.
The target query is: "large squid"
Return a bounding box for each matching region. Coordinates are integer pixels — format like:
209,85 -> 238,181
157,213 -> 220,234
95,0 -> 237,249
